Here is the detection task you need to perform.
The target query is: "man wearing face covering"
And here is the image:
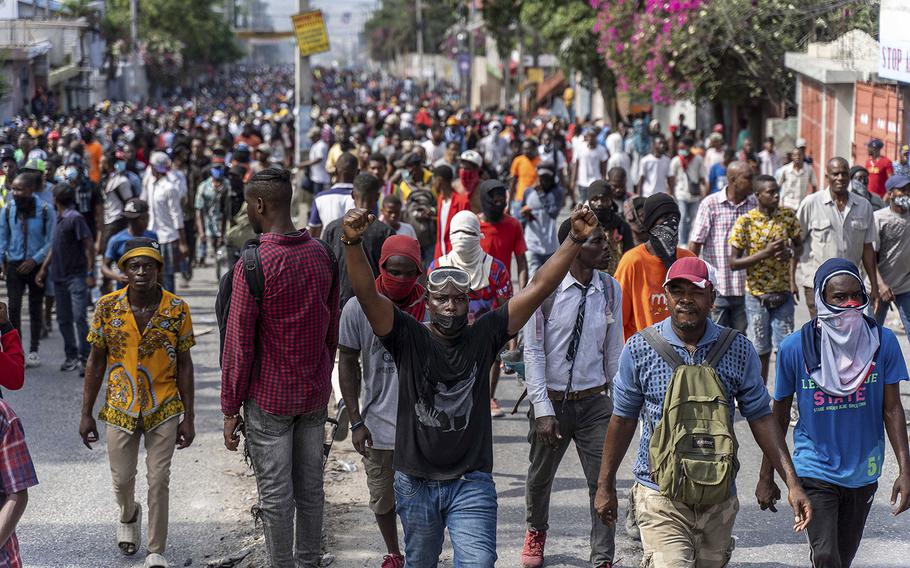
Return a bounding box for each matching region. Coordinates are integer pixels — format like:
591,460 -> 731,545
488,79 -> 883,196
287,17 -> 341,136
587,180 -> 634,275
430,210 -> 515,417
0,172 -> 55,366
338,235 -> 425,568
341,204 -> 600,567
478,179 -> 528,288
758,258 -> 910,568
614,193 -> 695,340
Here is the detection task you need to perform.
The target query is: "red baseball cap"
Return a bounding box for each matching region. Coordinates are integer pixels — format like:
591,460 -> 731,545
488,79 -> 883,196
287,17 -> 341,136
663,257 -> 718,289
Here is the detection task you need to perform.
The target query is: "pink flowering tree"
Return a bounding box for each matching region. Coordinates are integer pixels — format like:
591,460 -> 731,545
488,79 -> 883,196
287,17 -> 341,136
592,0 -> 879,106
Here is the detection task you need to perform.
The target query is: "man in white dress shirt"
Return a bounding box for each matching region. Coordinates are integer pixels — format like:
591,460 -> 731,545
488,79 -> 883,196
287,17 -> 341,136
141,152 -> 187,292
519,218 -> 624,568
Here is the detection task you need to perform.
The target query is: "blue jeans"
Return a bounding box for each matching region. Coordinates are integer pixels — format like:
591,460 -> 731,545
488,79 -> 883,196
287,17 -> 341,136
525,252 -> 552,279
54,275 -> 90,360
576,184 -> 589,203
875,291 -> 910,336
160,240 -> 178,293
712,295 -> 747,332
395,470 -> 497,568
244,400 -> 327,568
678,199 -> 701,246
744,293 -> 795,356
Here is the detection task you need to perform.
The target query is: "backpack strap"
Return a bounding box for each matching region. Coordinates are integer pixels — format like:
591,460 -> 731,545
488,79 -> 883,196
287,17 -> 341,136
704,327 -> 738,369
640,326 -> 685,369
315,238 -> 339,299
240,244 -> 265,302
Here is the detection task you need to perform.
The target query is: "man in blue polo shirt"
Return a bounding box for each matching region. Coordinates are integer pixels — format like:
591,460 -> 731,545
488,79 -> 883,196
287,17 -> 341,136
757,258 -> 910,568
595,256 -> 811,566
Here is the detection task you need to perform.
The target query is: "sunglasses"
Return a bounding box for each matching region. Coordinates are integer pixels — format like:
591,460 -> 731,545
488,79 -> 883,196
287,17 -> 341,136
427,267 -> 471,292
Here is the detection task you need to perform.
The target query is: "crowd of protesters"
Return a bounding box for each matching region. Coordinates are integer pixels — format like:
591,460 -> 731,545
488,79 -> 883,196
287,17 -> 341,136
0,65 -> 907,568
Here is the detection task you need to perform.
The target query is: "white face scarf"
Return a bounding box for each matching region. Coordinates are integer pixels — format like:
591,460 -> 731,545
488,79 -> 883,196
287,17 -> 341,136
812,277 -> 880,397
438,210 -> 493,291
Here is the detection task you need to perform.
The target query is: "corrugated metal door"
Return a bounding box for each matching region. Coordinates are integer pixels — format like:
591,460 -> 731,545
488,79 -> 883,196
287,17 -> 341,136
854,82 -> 903,162
800,78 -> 824,181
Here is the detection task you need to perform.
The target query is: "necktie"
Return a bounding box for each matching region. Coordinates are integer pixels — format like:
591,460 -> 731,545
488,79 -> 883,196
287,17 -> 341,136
563,282 -> 590,402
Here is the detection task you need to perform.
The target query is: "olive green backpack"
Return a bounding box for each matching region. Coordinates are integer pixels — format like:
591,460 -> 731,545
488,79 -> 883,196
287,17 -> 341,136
640,326 -> 740,505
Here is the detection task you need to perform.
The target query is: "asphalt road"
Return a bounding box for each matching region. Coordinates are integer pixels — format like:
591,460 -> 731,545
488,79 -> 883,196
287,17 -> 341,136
7,253 -> 909,568
5,268 -> 260,568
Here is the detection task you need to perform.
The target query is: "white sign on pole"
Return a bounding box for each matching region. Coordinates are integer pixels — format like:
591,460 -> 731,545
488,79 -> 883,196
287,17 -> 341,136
879,0 -> 910,83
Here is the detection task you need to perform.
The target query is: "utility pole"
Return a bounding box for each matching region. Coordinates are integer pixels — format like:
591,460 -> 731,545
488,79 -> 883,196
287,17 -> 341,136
466,0 -> 474,110
130,0 -> 138,54
294,0 -> 313,165
416,0 -> 424,90
517,30 -> 525,116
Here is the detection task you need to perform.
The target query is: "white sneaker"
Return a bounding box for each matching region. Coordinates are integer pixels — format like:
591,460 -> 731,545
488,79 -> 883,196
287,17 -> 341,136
26,352 -> 40,368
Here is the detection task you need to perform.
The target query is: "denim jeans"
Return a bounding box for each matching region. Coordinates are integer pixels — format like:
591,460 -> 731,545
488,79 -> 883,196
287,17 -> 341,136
55,275 -> 90,360
244,400 -> 327,568
875,291 -> 910,337
525,252 -> 553,279
395,470 -> 497,568
160,240 -> 179,293
712,295 -> 747,332
576,184 -> 590,204
677,199 -> 701,246
744,293 -> 794,356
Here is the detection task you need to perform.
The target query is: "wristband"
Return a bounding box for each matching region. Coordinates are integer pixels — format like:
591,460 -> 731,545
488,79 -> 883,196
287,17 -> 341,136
340,235 -> 362,246
567,232 -> 586,244
223,414 -> 240,421
350,420 -> 365,432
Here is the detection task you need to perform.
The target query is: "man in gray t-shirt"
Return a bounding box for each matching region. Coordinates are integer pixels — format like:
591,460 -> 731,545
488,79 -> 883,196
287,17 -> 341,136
874,174 -> 910,335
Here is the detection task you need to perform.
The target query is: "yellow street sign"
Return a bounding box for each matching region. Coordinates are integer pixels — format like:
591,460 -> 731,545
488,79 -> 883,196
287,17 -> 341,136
291,10 -> 330,56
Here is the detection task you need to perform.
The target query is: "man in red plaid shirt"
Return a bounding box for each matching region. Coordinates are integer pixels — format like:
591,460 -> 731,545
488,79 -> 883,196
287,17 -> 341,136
0,303 -> 36,568
221,168 -> 340,567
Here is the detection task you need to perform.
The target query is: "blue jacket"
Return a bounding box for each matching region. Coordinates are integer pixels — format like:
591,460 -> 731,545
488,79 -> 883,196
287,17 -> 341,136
0,196 -> 55,264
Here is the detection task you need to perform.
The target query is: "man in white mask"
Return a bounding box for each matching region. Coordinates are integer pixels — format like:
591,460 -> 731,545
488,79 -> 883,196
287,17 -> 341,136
430,210 -> 514,417
756,258 -> 910,568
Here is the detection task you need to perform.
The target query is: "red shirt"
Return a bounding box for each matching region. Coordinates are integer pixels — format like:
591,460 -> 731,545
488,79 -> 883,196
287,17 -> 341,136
480,215 -> 527,277
221,231 -> 340,416
866,156 -> 893,197
0,324 -> 23,391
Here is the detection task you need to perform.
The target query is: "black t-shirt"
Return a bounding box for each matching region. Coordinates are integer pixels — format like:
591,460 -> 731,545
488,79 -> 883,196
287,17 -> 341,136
379,304 -> 512,480
323,218 -> 394,308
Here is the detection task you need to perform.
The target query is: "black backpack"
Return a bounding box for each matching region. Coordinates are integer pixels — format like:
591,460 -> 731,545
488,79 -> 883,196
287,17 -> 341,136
215,237 -> 338,364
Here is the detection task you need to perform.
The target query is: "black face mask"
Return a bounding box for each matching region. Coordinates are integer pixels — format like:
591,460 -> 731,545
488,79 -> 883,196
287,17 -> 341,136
481,190 -> 505,223
591,200 -> 620,230
649,217 -> 680,268
431,312 -> 468,335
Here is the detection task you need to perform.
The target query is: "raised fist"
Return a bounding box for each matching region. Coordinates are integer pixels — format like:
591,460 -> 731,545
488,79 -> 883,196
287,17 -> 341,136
342,208 -> 375,242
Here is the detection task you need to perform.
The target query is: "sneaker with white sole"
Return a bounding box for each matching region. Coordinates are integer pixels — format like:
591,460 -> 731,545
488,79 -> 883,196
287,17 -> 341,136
26,352 -> 40,368
60,358 -> 80,372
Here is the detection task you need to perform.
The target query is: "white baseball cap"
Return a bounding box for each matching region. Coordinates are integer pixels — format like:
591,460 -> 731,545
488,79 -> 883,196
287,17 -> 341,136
460,150 -> 483,168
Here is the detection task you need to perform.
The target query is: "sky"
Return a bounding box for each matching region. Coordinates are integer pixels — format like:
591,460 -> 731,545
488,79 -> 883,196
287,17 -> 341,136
261,0 -> 378,64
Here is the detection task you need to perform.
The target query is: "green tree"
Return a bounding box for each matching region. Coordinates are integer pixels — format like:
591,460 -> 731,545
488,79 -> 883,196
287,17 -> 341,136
102,0 -> 243,85
482,0 -> 618,119
364,0 -> 457,62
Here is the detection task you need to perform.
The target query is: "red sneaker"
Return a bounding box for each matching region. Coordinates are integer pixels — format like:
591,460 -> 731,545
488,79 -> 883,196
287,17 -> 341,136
381,553 -> 405,568
520,529 -> 547,568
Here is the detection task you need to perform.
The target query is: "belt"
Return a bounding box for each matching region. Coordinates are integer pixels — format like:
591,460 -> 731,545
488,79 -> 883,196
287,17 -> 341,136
547,385 -> 605,402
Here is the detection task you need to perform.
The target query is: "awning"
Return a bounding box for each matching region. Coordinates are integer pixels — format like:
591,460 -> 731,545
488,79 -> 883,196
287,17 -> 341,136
536,70 -> 565,104
48,63 -> 82,86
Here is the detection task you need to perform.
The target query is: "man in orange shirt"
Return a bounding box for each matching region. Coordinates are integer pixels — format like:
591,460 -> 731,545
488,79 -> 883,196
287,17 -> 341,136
510,139 -> 540,218
614,193 -> 695,340
83,130 -> 104,185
